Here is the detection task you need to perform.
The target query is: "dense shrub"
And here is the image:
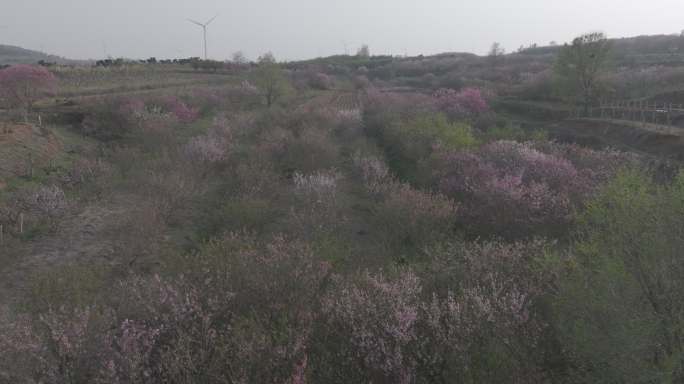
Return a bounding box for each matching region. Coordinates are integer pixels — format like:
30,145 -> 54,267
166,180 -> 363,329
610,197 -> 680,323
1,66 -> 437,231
416,240 -> 553,384
555,170 -> 684,382
436,141 -> 628,239
0,185 -> 69,234
61,157 -> 112,192
309,72 -> 334,90
316,270 -> 421,383
368,111 -> 477,184
81,96 -> 139,141
289,169 -> 346,238
183,116 -> 233,166
81,93 -> 205,141
313,239 -> 552,383
351,151 -> 391,195
370,180 -> 457,259
148,95 -> 199,123
433,87 -> 489,119
352,152 -> 457,259
1,234 -> 331,383
269,126 -> 339,175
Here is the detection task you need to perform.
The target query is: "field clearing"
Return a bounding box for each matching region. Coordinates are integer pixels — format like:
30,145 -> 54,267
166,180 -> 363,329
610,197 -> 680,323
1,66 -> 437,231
52,65 -> 240,98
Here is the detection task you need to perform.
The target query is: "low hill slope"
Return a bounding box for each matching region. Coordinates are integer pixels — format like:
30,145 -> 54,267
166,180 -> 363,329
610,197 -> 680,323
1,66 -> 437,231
0,44 -> 80,66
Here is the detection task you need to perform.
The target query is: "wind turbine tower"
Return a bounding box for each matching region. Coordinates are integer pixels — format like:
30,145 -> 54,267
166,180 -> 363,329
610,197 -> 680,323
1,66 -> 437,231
187,14 -> 218,60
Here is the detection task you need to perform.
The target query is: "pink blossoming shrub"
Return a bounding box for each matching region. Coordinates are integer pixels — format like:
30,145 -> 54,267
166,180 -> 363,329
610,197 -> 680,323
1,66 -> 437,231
372,180 -> 457,259
293,169 -> 341,201
290,169 -> 346,237
380,113 -> 479,184
82,94 -> 200,141
184,134 -> 228,164
0,308 -> 51,382
433,87 -> 489,119
316,270 -> 422,384
184,117 -> 233,166
351,151 -> 391,195
0,184 -> 69,233
265,123 -> 340,175
0,305 -> 114,383
436,140 -> 627,239
188,88 -> 223,113
365,89 -> 439,124
315,240 -> 552,383
61,157 -> 112,191
533,141 -> 638,185
165,234 -> 331,383
0,235 -> 555,383
417,240 -> 552,384
23,185 -> 69,220
2,233 -> 331,383
81,96 -> 141,141
0,64 -> 57,120
309,72 -> 334,90
352,152 -> 457,259
150,95 -> 199,123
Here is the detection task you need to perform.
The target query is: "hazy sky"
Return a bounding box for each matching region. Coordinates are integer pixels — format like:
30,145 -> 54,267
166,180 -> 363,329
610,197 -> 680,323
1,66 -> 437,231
3,0 -> 684,61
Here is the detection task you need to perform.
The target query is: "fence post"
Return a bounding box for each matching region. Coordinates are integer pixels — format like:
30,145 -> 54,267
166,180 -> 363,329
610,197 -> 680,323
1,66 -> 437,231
27,153 -> 33,179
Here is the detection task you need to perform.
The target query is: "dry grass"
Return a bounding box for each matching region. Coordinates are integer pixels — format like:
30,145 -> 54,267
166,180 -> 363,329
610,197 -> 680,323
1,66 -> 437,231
0,123 -> 62,180
52,65 -> 239,98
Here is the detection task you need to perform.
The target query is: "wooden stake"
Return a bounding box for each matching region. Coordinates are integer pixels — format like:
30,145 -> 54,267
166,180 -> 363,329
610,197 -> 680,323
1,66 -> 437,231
27,153 -> 33,179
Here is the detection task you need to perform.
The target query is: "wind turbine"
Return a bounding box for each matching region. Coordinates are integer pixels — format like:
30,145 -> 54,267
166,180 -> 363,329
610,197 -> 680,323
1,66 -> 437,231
187,14 -> 218,60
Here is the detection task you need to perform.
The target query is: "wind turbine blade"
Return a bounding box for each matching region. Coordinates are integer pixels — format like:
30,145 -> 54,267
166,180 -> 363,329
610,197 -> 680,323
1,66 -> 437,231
205,14 -> 219,26
187,19 -> 204,27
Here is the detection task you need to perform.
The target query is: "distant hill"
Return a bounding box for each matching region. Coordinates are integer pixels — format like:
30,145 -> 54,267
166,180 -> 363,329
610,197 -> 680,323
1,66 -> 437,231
0,44 -> 83,66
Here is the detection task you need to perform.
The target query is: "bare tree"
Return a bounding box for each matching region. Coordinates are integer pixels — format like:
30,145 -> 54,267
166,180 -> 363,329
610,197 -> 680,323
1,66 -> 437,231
231,51 -> 248,65
488,42 -> 505,65
357,45 -> 370,58
489,42 -> 505,56
554,32 -> 610,116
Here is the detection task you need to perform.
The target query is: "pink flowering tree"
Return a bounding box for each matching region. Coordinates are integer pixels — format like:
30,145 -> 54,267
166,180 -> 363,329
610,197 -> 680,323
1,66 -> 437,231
0,64 -> 57,121
435,140 -> 625,239
433,87 -> 488,119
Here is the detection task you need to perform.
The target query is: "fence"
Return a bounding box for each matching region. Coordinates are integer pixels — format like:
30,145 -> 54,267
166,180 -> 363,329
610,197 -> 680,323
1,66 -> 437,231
574,101 -> 684,126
